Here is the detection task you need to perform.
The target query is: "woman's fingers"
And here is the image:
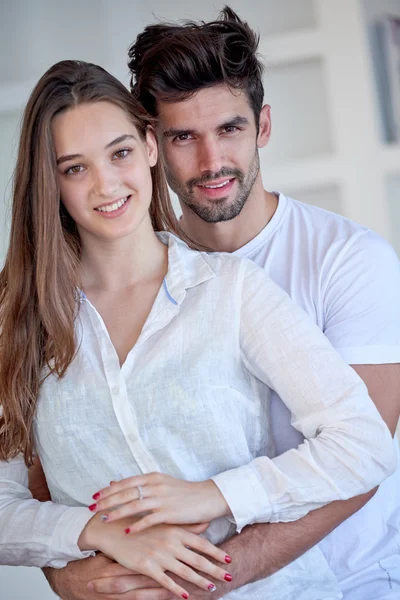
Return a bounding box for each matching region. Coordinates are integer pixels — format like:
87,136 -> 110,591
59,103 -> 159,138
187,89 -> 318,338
126,512 -> 166,533
145,566 -> 190,600
93,473 -> 162,502
167,559 -> 219,594
185,531 -> 231,568
180,547 -> 230,584
91,485 -> 147,512
92,498 -> 159,523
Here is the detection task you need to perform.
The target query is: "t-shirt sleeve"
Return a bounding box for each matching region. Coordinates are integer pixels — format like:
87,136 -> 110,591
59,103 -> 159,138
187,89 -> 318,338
323,230 -> 400,364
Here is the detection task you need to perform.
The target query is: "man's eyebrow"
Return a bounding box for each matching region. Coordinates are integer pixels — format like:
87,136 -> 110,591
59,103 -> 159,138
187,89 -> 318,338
162,127 -> 195,139
56,134 -> 136,165
162,116 -> 250,140
221,116 -> 249,128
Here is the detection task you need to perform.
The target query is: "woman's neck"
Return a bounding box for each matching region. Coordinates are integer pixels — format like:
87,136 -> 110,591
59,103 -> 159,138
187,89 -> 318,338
79,222 -> 168,293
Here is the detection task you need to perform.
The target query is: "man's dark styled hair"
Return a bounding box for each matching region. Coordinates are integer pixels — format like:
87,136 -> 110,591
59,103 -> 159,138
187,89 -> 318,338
128,6 -> 264,127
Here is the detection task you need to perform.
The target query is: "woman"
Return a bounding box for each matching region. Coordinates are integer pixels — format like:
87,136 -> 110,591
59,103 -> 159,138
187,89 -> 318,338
0,61 -> 395,600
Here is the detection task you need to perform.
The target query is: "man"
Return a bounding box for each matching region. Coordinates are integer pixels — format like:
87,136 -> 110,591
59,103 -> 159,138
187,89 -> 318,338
38,6 -> 400,600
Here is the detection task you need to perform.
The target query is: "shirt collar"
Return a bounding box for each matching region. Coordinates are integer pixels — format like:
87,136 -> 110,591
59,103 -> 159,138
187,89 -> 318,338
77,232 -> 215,306
157,232 -> 216,306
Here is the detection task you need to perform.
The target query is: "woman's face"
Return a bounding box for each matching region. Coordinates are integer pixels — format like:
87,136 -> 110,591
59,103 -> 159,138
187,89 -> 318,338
52,100 -> 157,243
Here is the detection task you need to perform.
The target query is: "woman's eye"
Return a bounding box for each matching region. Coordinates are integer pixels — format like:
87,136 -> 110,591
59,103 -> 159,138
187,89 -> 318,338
65,165 -> 84,175
114,148 -> 131,159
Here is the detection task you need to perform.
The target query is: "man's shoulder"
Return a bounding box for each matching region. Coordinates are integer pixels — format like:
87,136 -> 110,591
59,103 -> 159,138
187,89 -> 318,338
239,193 -> 372,264
278,195 -> 393,264
285,195 -> 368,241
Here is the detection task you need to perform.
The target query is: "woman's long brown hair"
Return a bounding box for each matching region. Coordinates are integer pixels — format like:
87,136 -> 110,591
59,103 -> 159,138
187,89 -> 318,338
0,60 -> 194,465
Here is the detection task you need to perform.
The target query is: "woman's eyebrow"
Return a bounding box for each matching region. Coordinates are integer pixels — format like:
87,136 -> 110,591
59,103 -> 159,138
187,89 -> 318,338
57,134 -> 136,165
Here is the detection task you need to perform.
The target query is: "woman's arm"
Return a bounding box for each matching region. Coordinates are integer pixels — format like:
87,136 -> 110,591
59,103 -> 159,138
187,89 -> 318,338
211,260 -> 396,531
0,455 -> 94,567
1,455 -> 230,599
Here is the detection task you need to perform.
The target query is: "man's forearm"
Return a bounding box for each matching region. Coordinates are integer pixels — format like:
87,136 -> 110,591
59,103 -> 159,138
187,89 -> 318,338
214,489 -> 377,591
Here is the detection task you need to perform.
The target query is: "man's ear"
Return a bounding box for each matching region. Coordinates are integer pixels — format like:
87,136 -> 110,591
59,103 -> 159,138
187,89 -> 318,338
257,104 -> 272,149
145,126 -> 158,167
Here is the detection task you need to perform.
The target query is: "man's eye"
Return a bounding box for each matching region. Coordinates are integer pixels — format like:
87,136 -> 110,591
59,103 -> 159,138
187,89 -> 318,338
174,134 -> 191,142
223,126 -> 238,133
114,148 -> 131,159
65,165 -> 84,175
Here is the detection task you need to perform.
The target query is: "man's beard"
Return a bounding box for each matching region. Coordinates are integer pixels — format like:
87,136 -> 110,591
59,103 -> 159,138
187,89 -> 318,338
165,150 -> 260,223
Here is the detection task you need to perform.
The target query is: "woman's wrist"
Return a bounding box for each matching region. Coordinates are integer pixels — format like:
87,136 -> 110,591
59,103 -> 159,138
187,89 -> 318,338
78,513 -> 103,552
200,479 -> 232,519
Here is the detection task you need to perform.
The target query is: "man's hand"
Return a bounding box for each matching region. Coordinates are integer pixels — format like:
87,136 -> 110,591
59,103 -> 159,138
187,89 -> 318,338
43,553 -> 170,600
90,574 -> 227,600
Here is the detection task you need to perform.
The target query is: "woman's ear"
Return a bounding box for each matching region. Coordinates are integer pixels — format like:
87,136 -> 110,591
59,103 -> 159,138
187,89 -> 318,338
145,126 -> 158,167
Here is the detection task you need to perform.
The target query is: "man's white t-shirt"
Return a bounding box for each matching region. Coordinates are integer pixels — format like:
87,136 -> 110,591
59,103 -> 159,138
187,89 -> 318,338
234,193 -> 400,600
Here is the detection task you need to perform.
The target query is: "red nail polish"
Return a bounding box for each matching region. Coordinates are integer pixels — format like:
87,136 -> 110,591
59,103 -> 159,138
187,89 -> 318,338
208,583 -> 217,591
182,594 -> 189,599
225,555 -> 232,564
88,503 -> 97,512
124,528 -> 131,534
92,492 -> 101,500
224,574 -> 233,582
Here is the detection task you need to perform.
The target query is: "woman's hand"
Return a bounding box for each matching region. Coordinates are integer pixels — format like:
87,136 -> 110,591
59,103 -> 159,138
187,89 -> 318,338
89,472 -> 231,533
79,514 -> 232,599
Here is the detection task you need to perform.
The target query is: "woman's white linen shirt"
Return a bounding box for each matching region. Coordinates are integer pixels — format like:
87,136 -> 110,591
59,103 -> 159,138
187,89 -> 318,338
0,234 -> 395,590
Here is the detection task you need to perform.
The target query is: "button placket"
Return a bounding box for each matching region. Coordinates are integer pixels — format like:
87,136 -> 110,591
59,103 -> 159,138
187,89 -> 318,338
112,372 -> 159,474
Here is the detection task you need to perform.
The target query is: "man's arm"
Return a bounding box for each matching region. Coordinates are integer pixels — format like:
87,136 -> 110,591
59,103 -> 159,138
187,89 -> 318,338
87,363 -> 400,599
352,364 -> 400,437
29,457 -> 51,502
87,490 -> 377,600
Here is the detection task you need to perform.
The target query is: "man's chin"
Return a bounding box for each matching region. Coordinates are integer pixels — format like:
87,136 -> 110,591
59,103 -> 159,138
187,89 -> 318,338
186,200 -> 245,224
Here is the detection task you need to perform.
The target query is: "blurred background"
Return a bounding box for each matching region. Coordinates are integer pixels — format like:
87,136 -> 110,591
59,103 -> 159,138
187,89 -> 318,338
0,0 -> 400,598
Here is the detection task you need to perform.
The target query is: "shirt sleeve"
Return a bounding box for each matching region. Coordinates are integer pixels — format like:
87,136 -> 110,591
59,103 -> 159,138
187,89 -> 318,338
211,259 -> 397,532
0,455 -> 95,568
323,230 -> 400,364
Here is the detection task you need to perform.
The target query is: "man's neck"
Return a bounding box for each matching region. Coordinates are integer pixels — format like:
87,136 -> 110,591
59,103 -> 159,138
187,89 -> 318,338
180,188 -> 278,253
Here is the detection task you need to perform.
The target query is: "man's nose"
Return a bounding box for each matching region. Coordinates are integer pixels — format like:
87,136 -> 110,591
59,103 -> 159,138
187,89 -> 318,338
198,138 -> 224,176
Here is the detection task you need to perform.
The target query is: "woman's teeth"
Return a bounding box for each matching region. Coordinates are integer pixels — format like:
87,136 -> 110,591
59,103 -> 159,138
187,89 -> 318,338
96,196 -> 128,213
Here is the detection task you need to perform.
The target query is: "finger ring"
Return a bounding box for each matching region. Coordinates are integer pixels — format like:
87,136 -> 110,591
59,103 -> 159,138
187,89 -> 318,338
137,485 -> 144,501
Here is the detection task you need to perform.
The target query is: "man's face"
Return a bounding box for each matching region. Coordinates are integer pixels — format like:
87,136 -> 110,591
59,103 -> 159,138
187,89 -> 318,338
157,84 -> 270,223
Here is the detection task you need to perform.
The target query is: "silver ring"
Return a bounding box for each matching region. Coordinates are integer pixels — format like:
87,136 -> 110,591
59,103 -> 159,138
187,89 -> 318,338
137,485 -> 144,501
